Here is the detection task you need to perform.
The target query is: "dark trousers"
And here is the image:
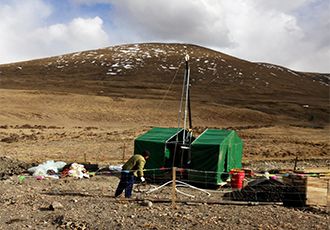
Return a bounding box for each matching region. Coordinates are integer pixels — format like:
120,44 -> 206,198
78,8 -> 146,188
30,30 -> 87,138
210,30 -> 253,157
115,172 -> 135,198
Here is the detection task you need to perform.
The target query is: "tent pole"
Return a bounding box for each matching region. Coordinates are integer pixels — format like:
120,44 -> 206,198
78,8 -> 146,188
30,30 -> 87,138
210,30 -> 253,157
172,167 -> 176,207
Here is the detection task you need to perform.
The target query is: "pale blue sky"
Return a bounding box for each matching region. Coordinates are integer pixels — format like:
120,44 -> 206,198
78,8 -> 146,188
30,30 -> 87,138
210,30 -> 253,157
0,0 -> 329,73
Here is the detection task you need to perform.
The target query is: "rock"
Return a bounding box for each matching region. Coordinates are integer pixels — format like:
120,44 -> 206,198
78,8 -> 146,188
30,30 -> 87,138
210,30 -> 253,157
50,187 -> 61,195
141,200 -> 153,207
50,201 -> 64,211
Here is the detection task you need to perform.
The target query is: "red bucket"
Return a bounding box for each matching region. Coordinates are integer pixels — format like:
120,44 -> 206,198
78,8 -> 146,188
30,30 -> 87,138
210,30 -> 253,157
230,171 -> 245,188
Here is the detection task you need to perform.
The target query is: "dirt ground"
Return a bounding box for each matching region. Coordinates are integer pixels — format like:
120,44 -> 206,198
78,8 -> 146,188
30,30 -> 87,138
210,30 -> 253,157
0,89 -> 328,164
0,156 -> 329,230
0,89 -> 329,229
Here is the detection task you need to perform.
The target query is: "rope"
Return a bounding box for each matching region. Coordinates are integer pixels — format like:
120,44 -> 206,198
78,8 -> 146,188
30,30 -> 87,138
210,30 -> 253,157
175,180 -> 211,197
143,179 -> 211,198
144,56 -> 185,126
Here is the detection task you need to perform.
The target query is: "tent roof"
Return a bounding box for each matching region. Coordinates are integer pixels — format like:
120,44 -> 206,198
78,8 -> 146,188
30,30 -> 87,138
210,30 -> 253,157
192,129 -> 239,146
135,127 -> 182,143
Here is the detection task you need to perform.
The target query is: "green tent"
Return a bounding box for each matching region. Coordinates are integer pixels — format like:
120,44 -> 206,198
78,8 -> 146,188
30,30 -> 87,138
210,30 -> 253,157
134,127 -> 185,177
134,127 -> 243,185
188,129 -> 243,184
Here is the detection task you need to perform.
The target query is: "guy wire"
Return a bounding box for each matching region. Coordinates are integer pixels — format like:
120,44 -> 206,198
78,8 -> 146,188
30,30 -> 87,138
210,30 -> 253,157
144,56 -> 186,126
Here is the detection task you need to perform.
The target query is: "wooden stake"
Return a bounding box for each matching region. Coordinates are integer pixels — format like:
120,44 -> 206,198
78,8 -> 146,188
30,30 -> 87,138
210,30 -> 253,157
102,186 -> 104,196
84,153 -> 87,164
172,167 -> 176,207
294,156 -> 298,171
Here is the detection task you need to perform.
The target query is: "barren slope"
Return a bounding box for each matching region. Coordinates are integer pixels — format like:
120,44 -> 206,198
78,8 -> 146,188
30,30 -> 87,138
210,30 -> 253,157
1,43 -> 329,126
0,43 -> 329,162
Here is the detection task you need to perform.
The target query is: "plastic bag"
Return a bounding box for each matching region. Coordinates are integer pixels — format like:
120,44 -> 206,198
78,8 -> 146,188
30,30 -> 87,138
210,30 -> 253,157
28,160 -> 67,174
109,164 -> 123,172
33,167 -> 47,176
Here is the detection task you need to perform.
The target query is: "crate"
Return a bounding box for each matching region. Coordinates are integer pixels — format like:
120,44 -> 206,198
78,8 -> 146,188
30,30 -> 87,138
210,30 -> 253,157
306,177 -> 330,207
283,175 -> 330,207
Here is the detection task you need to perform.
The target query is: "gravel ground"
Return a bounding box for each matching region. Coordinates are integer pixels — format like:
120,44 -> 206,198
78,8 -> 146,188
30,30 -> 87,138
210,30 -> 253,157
0,157 -> 329,230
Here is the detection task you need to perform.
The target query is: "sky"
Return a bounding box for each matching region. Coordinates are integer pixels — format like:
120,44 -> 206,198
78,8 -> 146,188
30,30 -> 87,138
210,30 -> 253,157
0,0 -> 329,73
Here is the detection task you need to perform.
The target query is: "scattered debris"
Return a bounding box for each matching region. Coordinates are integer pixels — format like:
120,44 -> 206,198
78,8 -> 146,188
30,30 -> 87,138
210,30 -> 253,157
28,160 -> 66,176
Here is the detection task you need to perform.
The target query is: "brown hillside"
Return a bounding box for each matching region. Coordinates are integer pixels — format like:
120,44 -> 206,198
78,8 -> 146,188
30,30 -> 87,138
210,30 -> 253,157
0,43 -> 329,162
1,43 -> 329,125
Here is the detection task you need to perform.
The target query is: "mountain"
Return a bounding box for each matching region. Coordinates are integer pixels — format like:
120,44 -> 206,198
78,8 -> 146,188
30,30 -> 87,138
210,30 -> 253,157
0,43 -> 329,127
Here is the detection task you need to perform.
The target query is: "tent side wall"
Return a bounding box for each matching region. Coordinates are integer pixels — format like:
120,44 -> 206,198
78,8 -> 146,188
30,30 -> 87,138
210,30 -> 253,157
134,139 -> 166,177
134,140 -> 165,169
134,127 -> 182,177
225,131 -> 243,172
188,144 -> 220,184
217,131 -> 244,183
189,129 -> 243,185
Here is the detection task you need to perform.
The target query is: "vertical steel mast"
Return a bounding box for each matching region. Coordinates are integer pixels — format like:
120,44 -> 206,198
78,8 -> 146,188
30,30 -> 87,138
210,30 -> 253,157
172,53 -> 192,168
183,53 -> 190,144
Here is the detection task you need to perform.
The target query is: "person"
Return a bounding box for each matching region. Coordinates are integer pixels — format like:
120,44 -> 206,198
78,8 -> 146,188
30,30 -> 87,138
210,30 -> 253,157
115,150 -> 150,198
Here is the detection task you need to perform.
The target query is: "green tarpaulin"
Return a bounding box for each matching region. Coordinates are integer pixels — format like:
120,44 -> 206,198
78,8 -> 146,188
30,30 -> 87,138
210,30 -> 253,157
189,129 -> 243,184
134,127 -> 184,177
134,127 -> 243,185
